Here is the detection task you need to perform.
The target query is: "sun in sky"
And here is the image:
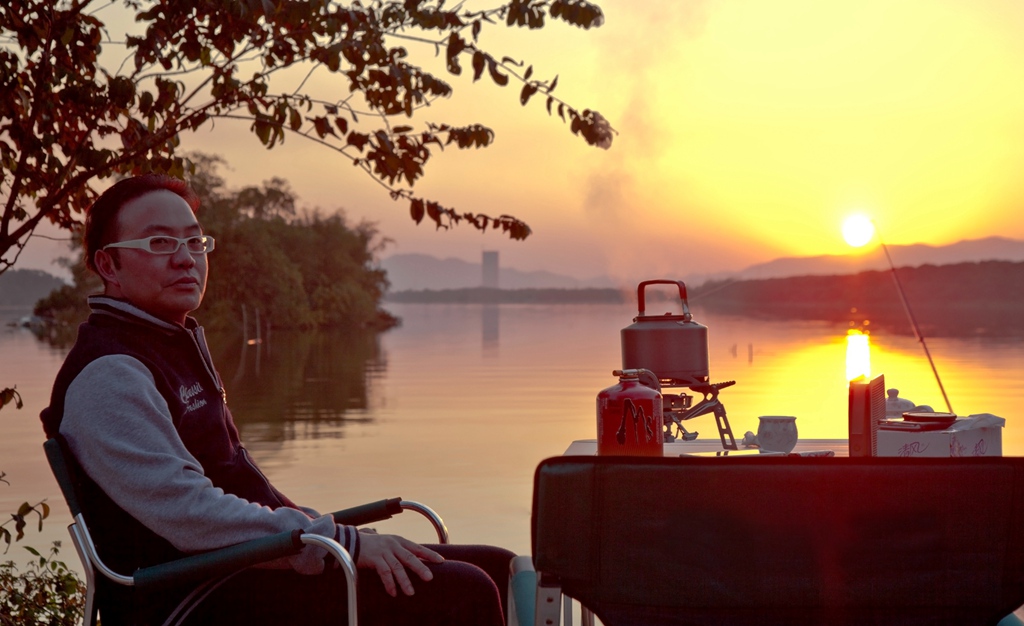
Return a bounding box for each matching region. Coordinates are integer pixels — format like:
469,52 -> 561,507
841,214 -> 876,248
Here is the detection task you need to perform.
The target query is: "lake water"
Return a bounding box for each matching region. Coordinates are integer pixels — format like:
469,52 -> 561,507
2,302 -> 1023,572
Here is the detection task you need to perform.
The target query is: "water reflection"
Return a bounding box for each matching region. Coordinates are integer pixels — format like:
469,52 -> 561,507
482,304 -> 499,356
207,327 -> 384,442
846,330 -> 871,381
5,303 -> 1024,565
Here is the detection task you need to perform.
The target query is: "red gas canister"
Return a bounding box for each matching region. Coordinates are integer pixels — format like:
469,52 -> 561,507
597,369 -> 664,456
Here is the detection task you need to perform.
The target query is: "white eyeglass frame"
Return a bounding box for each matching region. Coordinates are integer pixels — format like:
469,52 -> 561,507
103,235 -> 216,255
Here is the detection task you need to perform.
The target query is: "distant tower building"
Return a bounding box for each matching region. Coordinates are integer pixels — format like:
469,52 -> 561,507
482,251 -> 499,288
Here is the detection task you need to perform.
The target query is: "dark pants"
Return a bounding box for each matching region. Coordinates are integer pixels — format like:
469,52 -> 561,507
181,544 -> 515,625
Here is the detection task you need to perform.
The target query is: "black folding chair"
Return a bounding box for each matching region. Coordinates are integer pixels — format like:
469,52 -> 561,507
511,455 -> 1024,626
44,436 -> 448,626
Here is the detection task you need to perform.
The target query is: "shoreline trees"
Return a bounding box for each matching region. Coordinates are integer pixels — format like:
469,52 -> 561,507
34,154 -> 396,338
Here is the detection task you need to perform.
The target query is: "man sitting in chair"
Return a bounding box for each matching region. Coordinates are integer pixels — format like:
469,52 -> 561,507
40,174 -> 512,625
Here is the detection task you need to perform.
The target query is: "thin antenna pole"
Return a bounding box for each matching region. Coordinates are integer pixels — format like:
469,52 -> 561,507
876,234 -> 953,414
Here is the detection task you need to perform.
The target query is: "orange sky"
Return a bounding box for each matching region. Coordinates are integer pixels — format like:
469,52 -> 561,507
18,0 -> 1024,283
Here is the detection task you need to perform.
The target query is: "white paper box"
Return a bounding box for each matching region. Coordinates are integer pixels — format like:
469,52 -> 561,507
876,424 -> 1002,458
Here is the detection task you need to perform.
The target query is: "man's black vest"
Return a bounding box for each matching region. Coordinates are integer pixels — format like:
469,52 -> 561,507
40,300 -> 297,624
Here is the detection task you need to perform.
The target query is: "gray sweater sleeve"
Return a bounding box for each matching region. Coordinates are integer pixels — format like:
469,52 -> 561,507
60,354 -> 358,574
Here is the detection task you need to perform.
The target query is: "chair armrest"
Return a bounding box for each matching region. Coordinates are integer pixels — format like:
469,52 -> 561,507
399,500 -> 449,544
332,498 -> 404,526
299,534 -> 358,626
133,529 -> 304,591
332,498 -> 449,544
124,494 -> 449,592
135,532 -> 359,626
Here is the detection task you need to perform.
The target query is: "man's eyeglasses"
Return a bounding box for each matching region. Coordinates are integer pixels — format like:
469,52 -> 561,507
103,235 -> 216,255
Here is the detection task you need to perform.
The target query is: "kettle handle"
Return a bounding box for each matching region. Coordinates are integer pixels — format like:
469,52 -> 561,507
637,279 -> 692,321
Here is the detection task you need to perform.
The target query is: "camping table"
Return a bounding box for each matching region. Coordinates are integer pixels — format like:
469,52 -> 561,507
563,438 -> 849,457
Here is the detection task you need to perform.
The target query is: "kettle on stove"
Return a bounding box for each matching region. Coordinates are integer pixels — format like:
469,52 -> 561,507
621,280 -> 709,386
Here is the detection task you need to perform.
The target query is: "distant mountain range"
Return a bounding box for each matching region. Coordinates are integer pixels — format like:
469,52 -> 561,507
4,237 -> 1023,304
726,236 -> 1024,282
382,237 -> 1024,291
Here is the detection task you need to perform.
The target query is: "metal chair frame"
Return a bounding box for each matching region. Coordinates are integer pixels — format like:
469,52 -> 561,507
44,437 -> 448,626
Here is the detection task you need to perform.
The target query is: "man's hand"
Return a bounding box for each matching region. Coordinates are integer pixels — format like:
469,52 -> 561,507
357,531 -> 445,597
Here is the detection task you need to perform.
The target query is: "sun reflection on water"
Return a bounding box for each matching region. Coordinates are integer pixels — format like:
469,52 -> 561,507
846,330 -> 871,381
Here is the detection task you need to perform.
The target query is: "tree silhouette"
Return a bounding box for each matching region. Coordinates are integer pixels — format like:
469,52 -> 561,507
0,0 -> 613,274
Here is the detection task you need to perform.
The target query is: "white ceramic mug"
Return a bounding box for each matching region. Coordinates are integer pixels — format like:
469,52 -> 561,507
756,416 -> 798,453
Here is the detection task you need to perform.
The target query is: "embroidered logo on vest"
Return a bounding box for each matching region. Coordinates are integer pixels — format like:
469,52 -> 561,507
180,382 -> 208,413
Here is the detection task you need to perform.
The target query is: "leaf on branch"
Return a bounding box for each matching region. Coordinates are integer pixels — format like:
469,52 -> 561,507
506,2 -> 520,26
487,58 -> 508,87
374,130 -> 394,151
253,119 -> 273,145
347,132 -> 370,152
13,513 -> 25,540
0,387 -> 23,411
325,46 -> 342,72
425,201 -> 442,226
510,221 -> 532,240
533,8 -> 547,28
472,52 -> 486,82
444,124 -> 494,149
312,116 -> 335,139
393,125 -> 413,134
138,90 -> 154,115
446,33 -> 465,75
520,83 -> 538,106
570,109 -> 615,149
550,0 -> 606,29
120,119 -> 148,150
108,76 -> 136,108
410,198 -> 425,224
190,112 -> 209,131
402,157 -> 422,185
